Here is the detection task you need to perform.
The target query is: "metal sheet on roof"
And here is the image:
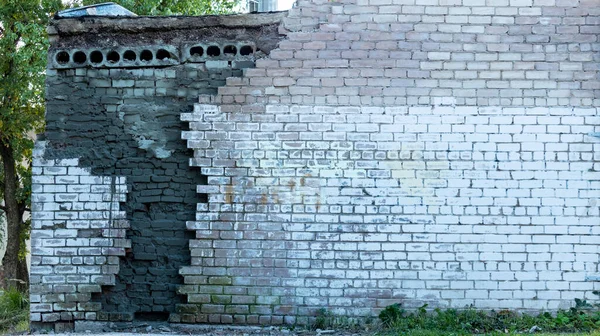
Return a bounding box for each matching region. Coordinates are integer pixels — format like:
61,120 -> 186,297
56,2 -> 137,18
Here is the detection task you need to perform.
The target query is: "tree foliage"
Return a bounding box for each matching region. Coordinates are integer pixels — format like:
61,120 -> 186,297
0,0 -> 54,149
81,0 -> 241,16
0,0 -> 62,287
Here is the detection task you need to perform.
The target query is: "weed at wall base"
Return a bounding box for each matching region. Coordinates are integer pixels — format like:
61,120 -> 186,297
314,308 -> 362,330
378,301 -> 600,334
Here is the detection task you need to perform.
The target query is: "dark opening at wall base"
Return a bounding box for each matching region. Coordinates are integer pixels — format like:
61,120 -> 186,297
135,312 -> 170,322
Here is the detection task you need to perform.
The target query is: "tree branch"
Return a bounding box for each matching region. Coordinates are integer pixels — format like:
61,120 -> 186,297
0,204 -> 6,212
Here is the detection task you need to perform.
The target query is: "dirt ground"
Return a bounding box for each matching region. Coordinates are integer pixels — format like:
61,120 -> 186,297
39,325 -> 372,336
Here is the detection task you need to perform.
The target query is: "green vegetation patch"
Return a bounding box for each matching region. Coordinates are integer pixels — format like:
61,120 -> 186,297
378,300 -> 600,335
0,288 -> 29,335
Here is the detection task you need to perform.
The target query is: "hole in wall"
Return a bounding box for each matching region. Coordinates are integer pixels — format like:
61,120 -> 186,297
190,46 -> 204,57
140,49 -> 153,62
156,49 -> 171,60
207,46 -> 220,57
240,45 -> 254,56
107,50 -> 120,63
90,50 -> 103,64
196,168 -> 209,203
73,51 -> 87,64
223,45 -> 237,56
56,51 -> 69,64
134,312 -> 169,322
123,50 -> 137,62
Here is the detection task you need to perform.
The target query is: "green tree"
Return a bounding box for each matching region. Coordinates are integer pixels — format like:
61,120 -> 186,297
82,0 -> 240,15
0,0 -> 62,288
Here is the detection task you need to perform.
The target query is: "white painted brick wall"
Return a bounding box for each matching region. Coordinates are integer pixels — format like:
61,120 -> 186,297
180,103 -> 600,323
30,142 -> 130,323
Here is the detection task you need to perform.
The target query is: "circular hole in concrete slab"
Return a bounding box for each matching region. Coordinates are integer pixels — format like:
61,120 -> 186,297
156,49 -> 171,60
190,46 -> 204,57
73,51 -> 87,64
123,50 -> 136,62
223,45 -> 237,56
107,50 -> 120,63
207,46 -> 220,57
90,50 -> 103,64
140,50 -> 153,62
240,45 -> 254,56
56,51 -> 70,64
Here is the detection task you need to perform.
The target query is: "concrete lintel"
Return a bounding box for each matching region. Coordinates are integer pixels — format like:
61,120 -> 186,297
49,11 -> 288,36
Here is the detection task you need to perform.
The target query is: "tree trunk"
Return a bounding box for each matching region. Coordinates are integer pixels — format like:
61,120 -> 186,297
0,140 -> 24,289
16,258 -> 28,289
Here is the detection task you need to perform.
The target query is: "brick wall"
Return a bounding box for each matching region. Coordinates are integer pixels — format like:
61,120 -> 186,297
178,0 -> 600,325
32,13 -> 283,329
181,103 -> 600,324
33,0 -> 600,329
216,0 -> 599,109
30,142 -> 130,323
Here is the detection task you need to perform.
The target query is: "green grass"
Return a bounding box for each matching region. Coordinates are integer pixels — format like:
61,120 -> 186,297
374,301 -> 600,336
0,288 -> 29,335
380,332 -> 600,336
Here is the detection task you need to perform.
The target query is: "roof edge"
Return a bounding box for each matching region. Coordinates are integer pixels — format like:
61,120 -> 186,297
49,11 -> 288,36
